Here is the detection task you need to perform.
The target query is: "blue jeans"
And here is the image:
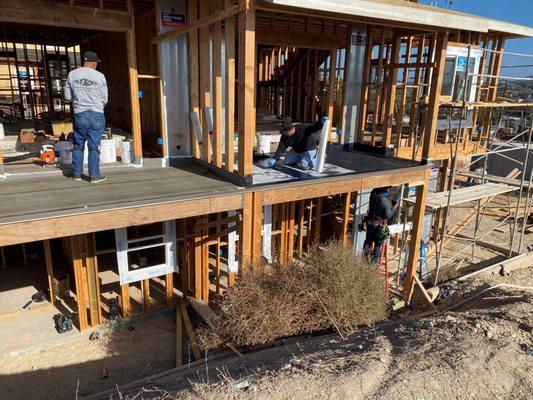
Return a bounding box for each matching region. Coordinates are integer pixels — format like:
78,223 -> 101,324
72,111 -> 105,178
284,148 -> 317,169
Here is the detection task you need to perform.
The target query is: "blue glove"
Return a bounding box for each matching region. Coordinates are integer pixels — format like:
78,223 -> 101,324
321,116 -> 329,124
267,158 -> 276,167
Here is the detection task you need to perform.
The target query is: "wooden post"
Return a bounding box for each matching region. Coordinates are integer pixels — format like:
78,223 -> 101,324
225,0 -> 236,172
297,200 -> 305,256
237,0 -> 256,177
70,237 -> 89,331
252,192 -> 263,261
83,234 -> 101,326
342,192 -> 352,247
126,4 -> 142,163
187,0 -> 200,158
43,240 -> 55,305
240,192 -> 254,269
287,202 -> 296,260
165,273 -> 174,305
382,35 -> 401,148
358,27 -> 372,143
175,304 -> 183,367
213,7 -> 223,168
421,31 -> 449,162
121,284 -> 131,319
404,169 -> 430,298
199,0 -> 212,163
327,48 -> 337,138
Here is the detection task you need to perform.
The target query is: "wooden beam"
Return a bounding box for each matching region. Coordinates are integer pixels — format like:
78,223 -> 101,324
213,14 -> 223,168
0,193 -> 244,247
225,0 -> 236,172
175,304 -> 183,367
126,28 -> 143,163
240,192 -> 254,269
83,234 -> 101,326
262,168 -> 427,205
152,1 -> 248,44
237,0 -> 256,177
342,192 -> 352,246
165,273 -> 174,305
177,299 -> 202,360
404,169 -> 430,299
121,284 -> 131,319
327,48 -> 337,138
382,35 -> 401,148
0,0 -> 132,32
70,236 -> 89,331
187,0 -> 200,159
43,240 -> 55,305
199,0 -> 212,163
358,27 -> 373,143
252,192 -> 263,260
256,27 -> 339,50
421,31 -> 449,161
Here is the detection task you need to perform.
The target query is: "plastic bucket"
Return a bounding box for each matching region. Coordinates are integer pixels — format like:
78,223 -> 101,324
256,134 -> 271,154
100,139 -> 117,163
120,140 -> 133,165
0,123 -> 4,140
54,141 -> 73,165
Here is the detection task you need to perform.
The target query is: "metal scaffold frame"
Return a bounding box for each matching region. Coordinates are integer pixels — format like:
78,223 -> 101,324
432,42 -> 533,284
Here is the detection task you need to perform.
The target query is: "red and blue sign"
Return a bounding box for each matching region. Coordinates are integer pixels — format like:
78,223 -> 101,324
161,12 -> 185,27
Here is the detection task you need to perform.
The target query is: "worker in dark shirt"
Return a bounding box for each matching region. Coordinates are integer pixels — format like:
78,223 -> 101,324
266,119 -> 324,170
363,187 -> 398,265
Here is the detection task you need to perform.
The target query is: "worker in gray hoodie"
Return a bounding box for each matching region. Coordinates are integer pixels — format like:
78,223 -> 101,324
64,51 -> 108,183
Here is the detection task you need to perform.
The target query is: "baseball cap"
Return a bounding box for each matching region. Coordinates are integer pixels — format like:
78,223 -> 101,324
83,51 -> 101,62
279,119 -> 293,135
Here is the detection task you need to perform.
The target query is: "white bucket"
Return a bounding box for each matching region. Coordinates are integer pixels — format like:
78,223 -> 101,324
257,134 -> 271,154
100,139 -> 117,163
0,123 -> 4,140
120,140 -> 133,165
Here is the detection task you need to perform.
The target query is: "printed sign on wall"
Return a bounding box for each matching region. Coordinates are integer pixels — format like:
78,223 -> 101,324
161,12 -> 185,27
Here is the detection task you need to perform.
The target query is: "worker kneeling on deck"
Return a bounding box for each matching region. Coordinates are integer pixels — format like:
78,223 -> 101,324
362,187 -> 398,265
266,118 -> 324,170
65,51 -> 108,184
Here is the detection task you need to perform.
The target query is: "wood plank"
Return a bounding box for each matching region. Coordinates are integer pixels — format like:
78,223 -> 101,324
256,27 -> 339,50
327,49 -> 337,139
421,31 -> 449,161
0,194 -> 244,247
342,192 -> 352,246
404,169 -> 430,299
382,35 -> 401,148
225,0 -> 236,172
84,234 -> 101,326
121,284 -> 131,319
175,303 -> 183,367
405,183 -> 515,210
262,168 -> 427,205
187,0 -> 200,158
152,1 -> 247,44
71,236 -> 89,331
252,192 -> 263,260
43,240 -> 55,305
0,0 -> 132,32
141,279 -> 151,311
213,12 -> 223,168
240,192 -> 253,269
165,273 -> 174,305
199,0 -> 212,163
297,200 -> 305,256
237,0 -> 256,177
177,299 -> 202,360
126,27 -> 143,163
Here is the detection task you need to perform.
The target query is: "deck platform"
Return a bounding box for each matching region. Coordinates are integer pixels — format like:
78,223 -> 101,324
0,150 -> 429,245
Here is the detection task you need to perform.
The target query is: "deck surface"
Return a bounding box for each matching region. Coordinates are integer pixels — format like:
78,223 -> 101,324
252,147 -> 421,185
0,162 -> 241,224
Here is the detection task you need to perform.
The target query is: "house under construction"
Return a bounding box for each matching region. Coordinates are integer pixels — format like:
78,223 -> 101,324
0,0 -> 532,355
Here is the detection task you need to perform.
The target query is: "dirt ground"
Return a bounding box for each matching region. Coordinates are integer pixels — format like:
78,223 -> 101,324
0,310 -> 177,400
103,265 -> 533,400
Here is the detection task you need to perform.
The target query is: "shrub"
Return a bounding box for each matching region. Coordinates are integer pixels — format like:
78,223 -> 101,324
197,240 -> 388,349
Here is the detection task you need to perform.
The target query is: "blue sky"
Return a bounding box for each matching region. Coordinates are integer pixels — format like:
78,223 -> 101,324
421,0 -> 533,77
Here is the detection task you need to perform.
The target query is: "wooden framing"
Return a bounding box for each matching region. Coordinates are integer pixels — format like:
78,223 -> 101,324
237,0 -> 256,177
225,0 -> 236,172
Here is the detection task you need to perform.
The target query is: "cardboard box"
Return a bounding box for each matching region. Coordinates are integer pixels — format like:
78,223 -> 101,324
52,120 -> 73,137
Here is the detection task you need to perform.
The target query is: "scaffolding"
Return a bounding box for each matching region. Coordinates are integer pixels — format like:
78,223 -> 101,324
430,42 -> 533,284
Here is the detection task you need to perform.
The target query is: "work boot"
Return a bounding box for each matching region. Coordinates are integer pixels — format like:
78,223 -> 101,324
90,175 -> 107,184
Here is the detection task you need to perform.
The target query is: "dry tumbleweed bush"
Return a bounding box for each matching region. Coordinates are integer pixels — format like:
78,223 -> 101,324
198,241 -> 388,349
